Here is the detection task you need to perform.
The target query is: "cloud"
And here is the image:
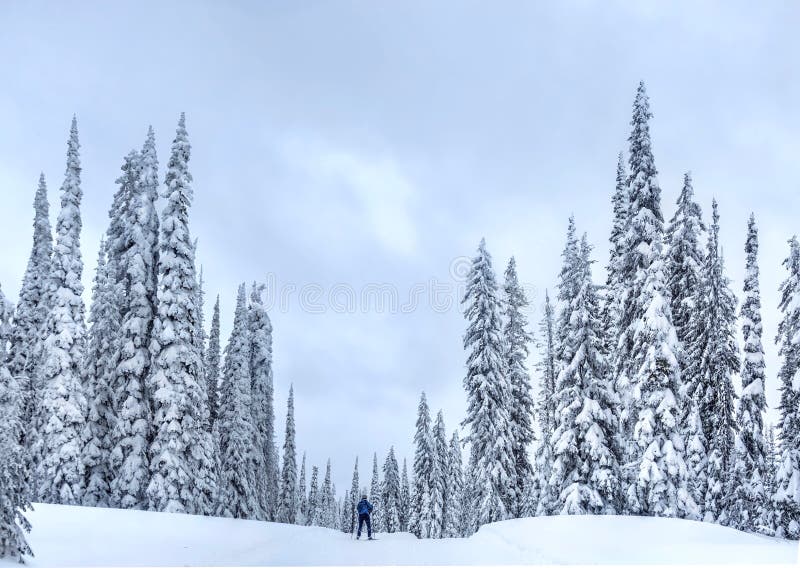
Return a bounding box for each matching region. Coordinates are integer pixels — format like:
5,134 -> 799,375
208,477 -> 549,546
280,136 -> 419,257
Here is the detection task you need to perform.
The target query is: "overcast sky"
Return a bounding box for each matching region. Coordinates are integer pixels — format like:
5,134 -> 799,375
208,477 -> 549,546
1,1 -> 799,493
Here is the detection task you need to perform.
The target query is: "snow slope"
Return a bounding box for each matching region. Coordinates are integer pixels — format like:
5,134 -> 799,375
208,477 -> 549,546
4,503 -> 797,566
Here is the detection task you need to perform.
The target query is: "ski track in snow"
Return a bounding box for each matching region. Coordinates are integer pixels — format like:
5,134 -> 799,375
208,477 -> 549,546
3,503 -> 798,566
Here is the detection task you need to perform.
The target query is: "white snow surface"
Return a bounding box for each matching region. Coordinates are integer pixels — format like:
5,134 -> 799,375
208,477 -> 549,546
6,503 -> 798,566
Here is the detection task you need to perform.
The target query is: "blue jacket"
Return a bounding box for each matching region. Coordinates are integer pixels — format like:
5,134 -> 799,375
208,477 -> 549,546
357,498 -> 373,516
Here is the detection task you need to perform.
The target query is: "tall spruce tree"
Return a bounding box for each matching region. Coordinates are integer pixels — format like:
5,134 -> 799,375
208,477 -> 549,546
216,284 -> 260,519
8,174 -> 52,471
410,392 -> 434,538
773,236 -> 800,538
543,218 -> 585,514
370,453 -> 383,533
663,172 -> 707,520
340,490 -> 351,533
249,283 -> 278,520
382,447 -> 401,533
110,135 -> 159,510
205,296 -> 221,427
82,242 -> 121,507
444,430 -> 465,537
319,460 -> 335,528
615,83 -> 665,471
534,291 -> 556,515
461,239 -> 516,525
147,114 -> 216,515
38,117 -> 88,505
550,234 -> 621,514
613,83 -> 694,519
297,453 -> 308,525
277,386 -> 297,524
502,257 -> 534,516
348,458 -> 360,533
307,465 -> 320,526
730,214 -> 769,532
431,411 -> 448,538
687,200 -> 739,523
399,458 -> 410,533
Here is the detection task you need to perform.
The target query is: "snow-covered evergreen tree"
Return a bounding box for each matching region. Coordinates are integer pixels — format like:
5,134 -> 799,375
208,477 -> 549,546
444,430 -> 465,537
773,236 -> 800,539
382,447 -> 401,533
216,284 -> 260,519
611,83 -> 694,519
461,239 -> 515,525
0,356 -> 33,562
550,234 -> 621,514
340,490 -> 351,533
399,458 -> 410,533
320,460 -> 336,528
105,146 -> 141,507
534,291 -> 556,516
615,83 -> 665,473
730,214 -> 769,533
110,134 -> 159,511
38,117 -> 88,505
410,392 -> 434,538
276,386 -> 297,524
687,200 -> 739,523
297,453 -> 308,526
347,458 -> 359,534
663,172 -> 707,520
147,114 -> 216,515
307,465 -> 320,526
82,242 -> 121,507
502,257 -> 534,516
370,453 -> 383,533
431,411 -> 448,537
205,296 -> 221,427
249,283 -> 278,521
8,174 -> 52,483
543,218 -> 585,514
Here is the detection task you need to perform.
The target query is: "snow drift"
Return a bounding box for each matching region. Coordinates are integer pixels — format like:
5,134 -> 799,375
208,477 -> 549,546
4,503 -> 797,566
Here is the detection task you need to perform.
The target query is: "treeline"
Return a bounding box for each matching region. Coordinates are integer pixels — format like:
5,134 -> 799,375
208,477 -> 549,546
450,81 -> 796,540
3,81 -> 800,562
0,115 -> 349,561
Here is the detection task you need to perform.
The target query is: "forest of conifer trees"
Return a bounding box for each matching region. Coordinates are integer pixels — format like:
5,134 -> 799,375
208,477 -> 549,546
1,82 -> 799,562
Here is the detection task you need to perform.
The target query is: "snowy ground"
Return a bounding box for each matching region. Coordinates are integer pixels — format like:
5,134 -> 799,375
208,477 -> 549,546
4,503 -> 797,566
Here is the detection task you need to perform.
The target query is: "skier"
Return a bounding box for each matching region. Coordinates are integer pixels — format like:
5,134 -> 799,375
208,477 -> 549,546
356,494 -> 374,540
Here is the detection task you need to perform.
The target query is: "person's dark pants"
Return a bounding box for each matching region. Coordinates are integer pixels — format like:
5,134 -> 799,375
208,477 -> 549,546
357,513 -> 372,538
